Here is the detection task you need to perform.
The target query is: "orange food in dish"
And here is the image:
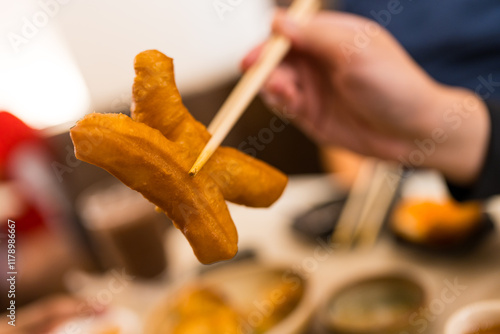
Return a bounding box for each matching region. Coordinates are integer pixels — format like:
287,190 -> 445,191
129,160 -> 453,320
391,199 -> 482,245
70,50 -> 287,264
149,278 -> 304,334
161,287 -> 243,334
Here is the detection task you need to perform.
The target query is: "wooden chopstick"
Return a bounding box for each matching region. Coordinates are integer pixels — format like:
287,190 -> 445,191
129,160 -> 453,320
331,159 -> 376,248
189,0 -> 321,176
353,162 -> 400,248
332,160 -> 401,249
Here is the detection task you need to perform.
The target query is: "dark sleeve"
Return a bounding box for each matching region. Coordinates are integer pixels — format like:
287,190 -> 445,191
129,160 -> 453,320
447,100 -> 500,201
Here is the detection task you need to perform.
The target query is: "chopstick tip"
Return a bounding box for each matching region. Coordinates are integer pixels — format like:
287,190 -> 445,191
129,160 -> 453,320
188,167 -> 198,177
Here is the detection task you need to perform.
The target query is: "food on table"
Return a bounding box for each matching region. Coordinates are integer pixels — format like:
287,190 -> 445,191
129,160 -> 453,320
70,50 -> 287,264
150,276 -> 303,334
390,198 -> 483,246
155,287 -> 243,334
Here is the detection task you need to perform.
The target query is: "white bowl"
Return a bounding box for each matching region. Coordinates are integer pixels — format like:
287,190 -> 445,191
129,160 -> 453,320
57,0 -> 275,109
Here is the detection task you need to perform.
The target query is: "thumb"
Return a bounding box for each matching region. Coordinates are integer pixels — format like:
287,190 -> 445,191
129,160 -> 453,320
273,9 -> 373,64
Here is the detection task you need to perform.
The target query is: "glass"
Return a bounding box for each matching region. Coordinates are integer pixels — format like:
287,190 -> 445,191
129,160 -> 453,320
77,180 -> 169,279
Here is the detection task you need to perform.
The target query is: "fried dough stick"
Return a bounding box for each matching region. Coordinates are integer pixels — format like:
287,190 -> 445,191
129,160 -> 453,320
71,114 -> 237,264
71,50 -> 288,264
131,50 -> 287,207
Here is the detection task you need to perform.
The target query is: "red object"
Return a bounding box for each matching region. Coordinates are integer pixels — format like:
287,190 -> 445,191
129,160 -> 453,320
0,111 -> 46,233
0,111 -> 42,178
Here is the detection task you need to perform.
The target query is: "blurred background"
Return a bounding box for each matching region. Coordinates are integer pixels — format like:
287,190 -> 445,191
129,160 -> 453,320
1,0 -> 499,333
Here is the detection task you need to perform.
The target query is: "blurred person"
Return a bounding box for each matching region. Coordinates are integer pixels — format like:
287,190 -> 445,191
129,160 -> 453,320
338,0 -> 500,101
0,112 -> 89,309
323,0 -> 500,187
242,10 -> 499,200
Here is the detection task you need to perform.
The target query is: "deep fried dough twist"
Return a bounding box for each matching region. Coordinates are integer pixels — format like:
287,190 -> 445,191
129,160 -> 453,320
71,50 -> 287,264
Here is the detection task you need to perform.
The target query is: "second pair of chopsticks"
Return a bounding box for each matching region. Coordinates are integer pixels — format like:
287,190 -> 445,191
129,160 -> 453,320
189,0 -> 321,176
332,159 -> 402,249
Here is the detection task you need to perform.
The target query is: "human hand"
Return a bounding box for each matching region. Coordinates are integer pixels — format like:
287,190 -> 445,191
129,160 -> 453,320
242,10 -> 489,185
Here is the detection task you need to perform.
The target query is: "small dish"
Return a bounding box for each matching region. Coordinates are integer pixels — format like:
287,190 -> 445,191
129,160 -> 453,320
316,274 -> 426,334
291,197 -> 347,241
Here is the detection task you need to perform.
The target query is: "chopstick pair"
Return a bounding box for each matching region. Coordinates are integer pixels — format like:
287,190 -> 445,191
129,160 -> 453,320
332,159 -> 401,250
189,0 -> 321,176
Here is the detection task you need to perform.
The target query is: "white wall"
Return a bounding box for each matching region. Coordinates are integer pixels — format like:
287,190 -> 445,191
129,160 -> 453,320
1,0 -> 274,128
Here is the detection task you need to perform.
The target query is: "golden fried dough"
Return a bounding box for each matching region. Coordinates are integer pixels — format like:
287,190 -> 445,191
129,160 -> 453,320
71,114 -> 237,264
70,50 -> 287,264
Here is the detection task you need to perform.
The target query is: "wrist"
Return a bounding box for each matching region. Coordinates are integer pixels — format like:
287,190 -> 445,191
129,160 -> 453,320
422,86 -> 490,185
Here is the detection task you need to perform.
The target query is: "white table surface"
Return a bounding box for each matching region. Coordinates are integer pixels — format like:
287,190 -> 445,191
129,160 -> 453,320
69,174 -> 500,333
